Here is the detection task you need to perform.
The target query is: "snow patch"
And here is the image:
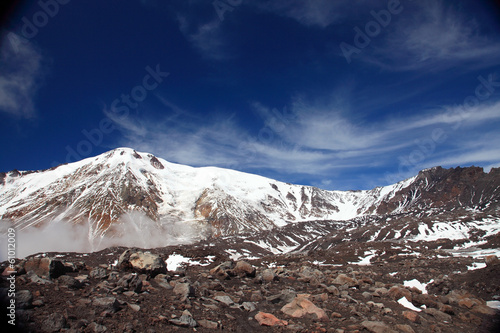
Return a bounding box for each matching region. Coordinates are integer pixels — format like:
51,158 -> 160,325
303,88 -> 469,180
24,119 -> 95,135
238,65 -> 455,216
397,297 -> 421,312
349,250 -> 377,265
467,262 -> 487,271
487,301 -> 500,310
404,279 -> 433,294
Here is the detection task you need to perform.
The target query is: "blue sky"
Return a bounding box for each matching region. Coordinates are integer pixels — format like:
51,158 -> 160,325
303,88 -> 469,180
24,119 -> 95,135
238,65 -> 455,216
1,0 -> 500,190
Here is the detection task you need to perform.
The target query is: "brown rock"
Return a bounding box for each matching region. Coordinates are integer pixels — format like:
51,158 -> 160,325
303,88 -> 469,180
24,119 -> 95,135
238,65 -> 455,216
439,304 -> 454,315
92,297 -> 121,313
326,285 -> 340,296
458,298 -> 477,309
413,293 -> 438,309
255,311 -> 288,326
2,266 -> 17,276
24,257 -> 65,279
251,290 -> 263,302
395,324 -> 416,333
388,286 -> 412,302
485,255 -> 499,266
232,261 -> 256,277
281,294 -> 328,321
331,312 -> 342,318
209,261 -> 233,280
198,319 -> 218,329
423,308 -> 452,322
471,304 -> 497,315
173,282 -> 195,299
262,269 -> 276,282
402,310 -> 419,323
458,312 -> 482,324
361,320 -> 398,333
332,274 -> 358,287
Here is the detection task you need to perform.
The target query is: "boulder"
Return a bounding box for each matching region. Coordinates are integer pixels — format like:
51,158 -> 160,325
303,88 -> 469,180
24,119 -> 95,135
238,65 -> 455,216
241,301 -> 257,312
117,250 -> 166,277
117,273 -> 143,293
214,295 -> 234,306
173,282 -> 195,299
361,320 -> 398,333
423,308 -> 452,322
281,294 -> 328,321
267,290 -> 297,304
262,269 -> 277,282
255,311 -> 288,326
57,275 -> 83,289
153,274 -> 172,290
89,267 -> 108,279
92,297 -> 121,313
402,310 -> 419,323
198,319 -> 218,329
332,274 -> 358,287
388,286 -> 412,302
232,261 -> 256,277
209,261 -> 234,280
169,310 -> 197,328
24,257 -> 65,279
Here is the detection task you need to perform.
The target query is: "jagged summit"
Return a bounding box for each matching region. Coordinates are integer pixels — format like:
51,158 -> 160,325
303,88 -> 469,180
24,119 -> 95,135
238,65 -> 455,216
1,149 -> 499,244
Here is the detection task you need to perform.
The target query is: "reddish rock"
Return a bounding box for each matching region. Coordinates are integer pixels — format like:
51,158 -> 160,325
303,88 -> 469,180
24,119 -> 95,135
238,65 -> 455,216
281,294 -> 328,321
388,286 -> 412,302
485,255 -> 499,266
254,312 -> 288,326
458,298 -> 477,309
332,274 -> 358,287
439,304 -> 455,315
2,266 -> 16,276
402,311 -> 419,323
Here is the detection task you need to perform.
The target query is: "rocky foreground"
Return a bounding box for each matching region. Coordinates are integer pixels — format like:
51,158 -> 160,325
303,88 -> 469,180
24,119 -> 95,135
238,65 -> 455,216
1,240 -> 500,333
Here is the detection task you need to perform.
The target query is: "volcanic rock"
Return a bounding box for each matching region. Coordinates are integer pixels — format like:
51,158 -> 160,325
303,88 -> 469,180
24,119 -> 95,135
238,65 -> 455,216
254,311 -> 288,326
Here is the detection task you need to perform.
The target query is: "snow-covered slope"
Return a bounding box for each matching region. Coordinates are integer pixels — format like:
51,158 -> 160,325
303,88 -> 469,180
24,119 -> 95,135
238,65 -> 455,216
1,148 -> 499,244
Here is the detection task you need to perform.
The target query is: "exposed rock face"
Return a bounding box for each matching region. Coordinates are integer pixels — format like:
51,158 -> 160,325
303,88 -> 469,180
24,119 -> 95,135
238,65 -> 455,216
375,166 -> 500,215
2,148 -> 499,241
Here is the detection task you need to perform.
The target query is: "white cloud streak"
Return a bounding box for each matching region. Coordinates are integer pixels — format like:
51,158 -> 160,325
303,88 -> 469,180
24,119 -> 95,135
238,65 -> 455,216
0,33 -> 45,118
177,15 -> 229,61
108,94 -> 500,189
372,0 -> 500,71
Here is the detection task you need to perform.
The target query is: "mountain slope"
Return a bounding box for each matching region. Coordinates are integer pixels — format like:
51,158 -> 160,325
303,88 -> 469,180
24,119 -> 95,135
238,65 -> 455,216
1,148 -> 499,243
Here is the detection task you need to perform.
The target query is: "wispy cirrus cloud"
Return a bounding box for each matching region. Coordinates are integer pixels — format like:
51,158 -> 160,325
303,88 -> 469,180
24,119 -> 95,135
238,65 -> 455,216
108,90 -> 500,190
177,13 -> 230,61
257,0 -> 343,28
256,0 -> 375,28
0,33 -> 46,118
371,0 -> 500,71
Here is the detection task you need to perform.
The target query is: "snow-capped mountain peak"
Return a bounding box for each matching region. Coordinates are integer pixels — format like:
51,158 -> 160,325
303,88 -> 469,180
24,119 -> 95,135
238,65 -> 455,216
1,149 -> 499,243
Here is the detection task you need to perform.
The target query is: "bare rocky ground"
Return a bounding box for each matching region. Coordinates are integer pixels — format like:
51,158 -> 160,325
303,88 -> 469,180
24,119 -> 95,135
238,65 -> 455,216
1,237 -> 500,333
